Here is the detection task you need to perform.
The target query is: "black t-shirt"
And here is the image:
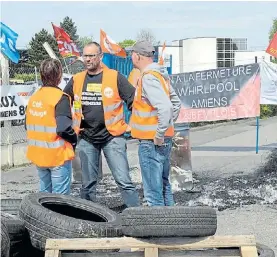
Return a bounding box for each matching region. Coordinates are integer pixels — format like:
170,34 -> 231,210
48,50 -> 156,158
63,71 -> 135,144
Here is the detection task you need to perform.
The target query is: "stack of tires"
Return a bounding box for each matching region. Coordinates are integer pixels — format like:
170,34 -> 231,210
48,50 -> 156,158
1,193 -> 123,256
1,193 -> 275,257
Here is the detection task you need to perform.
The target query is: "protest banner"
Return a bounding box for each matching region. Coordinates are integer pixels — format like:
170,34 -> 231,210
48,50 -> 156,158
0,73 -> 72,121
0,84 -> 37,121
260,60 -> 277,105
170,63 -> 261,123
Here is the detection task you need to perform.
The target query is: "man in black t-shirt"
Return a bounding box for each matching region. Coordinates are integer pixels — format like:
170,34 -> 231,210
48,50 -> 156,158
63,42 -> 139,207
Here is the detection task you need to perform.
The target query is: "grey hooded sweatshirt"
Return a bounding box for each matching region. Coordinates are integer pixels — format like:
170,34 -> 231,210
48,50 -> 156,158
141,63 -> 181,139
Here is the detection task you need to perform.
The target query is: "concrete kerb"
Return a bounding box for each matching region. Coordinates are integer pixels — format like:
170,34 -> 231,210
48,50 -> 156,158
188,117 -> 256,132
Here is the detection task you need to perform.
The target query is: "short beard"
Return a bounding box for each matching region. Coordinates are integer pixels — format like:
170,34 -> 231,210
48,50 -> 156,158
88,65 -> 98,71
86,63 -> 101,74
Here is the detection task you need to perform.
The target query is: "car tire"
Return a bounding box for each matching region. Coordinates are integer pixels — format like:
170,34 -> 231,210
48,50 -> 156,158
121,206 -> 217,237
19,193 -> 122,250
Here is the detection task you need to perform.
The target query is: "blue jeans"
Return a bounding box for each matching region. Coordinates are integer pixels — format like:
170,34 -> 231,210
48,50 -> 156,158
78,137 -> 140,207
37,160 -> 72,195
138,138 -> 175,206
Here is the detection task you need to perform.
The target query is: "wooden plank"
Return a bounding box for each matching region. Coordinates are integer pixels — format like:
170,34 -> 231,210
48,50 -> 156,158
240,246 -> 258,257
145,248 -> 158,257
62,253 -> 143,257
62,249 -> 240,257
45,235 -> 256,251
45,249 -> 60,257
130,248 -> 143,252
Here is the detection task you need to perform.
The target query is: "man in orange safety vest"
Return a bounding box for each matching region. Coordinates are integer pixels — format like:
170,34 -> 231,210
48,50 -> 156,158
63,42 -> 139,207
130,41 -> 181,206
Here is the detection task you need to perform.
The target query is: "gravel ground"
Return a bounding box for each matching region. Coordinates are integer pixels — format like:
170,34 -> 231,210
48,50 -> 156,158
217,204 -> 277,253
1,117 -> 277,254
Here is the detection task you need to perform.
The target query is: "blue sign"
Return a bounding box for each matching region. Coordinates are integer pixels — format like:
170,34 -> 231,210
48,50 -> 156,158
0,22 -> 20,63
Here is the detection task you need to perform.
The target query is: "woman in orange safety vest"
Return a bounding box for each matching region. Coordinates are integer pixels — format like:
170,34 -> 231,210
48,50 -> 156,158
25,59 -> 77,195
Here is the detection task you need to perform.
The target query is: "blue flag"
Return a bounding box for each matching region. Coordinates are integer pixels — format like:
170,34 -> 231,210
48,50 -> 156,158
0,22 -> 20,63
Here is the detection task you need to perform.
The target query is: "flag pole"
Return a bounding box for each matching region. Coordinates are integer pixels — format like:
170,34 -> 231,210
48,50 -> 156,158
63,57 -> 70,73
43,42 -> 70,73
255,56 -> 259,154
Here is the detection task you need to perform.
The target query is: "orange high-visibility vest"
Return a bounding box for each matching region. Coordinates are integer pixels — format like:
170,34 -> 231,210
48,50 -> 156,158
72,67 -> 128,136
128,68 -> 141,87
26,87 -> 75,167
130,70 -> 174,139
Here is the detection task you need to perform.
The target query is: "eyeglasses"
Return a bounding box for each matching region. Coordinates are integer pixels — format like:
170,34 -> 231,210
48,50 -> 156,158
83,53 -> 102,59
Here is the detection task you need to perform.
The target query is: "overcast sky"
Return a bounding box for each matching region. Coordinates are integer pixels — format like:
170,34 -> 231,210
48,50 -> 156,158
2,1 -> 277,50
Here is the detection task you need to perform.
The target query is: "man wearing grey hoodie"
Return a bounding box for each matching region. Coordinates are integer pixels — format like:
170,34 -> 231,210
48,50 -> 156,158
130,41 -> 181,206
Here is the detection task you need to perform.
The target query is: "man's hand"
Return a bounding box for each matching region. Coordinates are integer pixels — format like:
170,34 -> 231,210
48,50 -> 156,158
154,137 -> 164,146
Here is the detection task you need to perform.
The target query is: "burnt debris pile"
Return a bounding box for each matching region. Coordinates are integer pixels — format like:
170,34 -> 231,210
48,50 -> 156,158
71,150 -> 277,212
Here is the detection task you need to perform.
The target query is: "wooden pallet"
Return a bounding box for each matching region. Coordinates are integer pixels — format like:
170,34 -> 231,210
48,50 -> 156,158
44,235 -> 258,257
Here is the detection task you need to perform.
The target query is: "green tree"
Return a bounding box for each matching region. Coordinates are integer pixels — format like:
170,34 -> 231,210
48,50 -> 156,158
60,16 -> 79,42
27,29 -> 60,66
78,36 -> 94,52
118,39 -> 136,48
269,18 -> 277,41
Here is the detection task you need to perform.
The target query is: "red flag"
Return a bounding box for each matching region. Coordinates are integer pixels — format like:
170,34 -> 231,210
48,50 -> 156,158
52,23 -> 80,57
266,32 -> 277,58
100,29 -> 126,58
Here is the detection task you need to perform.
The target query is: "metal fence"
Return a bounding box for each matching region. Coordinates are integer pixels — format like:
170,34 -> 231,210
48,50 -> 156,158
1,66 -> 39,167
1,67 -> 37,138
